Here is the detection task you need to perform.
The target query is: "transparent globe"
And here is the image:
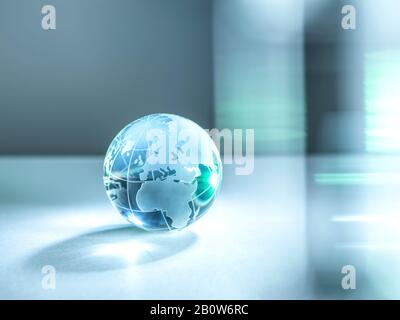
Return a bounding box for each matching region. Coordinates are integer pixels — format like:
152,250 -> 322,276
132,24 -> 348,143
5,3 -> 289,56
103,114 -> 222,231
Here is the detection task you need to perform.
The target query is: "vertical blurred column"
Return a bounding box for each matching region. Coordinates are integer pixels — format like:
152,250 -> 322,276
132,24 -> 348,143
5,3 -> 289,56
305,0 -> 369,298
305,0 -> 365,154
363,0 -> 400,153
306,0 -> 400,299
213,0 -> 305,154
213,1 -> 308,297
360,0 -> 400,298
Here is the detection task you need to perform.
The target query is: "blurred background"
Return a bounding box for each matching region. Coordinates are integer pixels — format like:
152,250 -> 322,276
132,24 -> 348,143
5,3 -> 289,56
1,0 -> 400,299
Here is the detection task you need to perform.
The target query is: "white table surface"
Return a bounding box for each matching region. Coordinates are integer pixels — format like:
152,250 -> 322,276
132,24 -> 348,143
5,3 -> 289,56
1,155 -> 399,299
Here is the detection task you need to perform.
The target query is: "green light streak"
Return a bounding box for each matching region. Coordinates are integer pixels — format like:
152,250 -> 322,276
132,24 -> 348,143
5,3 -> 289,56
315,172 -> 400,185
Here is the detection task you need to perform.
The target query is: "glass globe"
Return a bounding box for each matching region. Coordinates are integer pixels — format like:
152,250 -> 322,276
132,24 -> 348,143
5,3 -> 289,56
103,113 -> 222,231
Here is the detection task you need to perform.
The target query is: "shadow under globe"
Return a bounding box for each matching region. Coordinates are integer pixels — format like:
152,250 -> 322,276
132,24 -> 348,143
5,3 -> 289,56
24,225 -> 197,273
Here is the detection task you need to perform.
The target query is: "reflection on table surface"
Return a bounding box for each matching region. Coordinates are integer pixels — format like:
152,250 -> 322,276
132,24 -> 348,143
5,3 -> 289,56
0,155 -> 399,299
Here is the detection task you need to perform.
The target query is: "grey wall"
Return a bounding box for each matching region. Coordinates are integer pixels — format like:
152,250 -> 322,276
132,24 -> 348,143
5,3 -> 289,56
305,0 -> 365,154
0,0 -> 213,155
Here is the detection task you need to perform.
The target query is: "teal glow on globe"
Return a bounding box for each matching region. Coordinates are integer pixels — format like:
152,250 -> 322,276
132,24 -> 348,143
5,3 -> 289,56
103,114 -> 222,231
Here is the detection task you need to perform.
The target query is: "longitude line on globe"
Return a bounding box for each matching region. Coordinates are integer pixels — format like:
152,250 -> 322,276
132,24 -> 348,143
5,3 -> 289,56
126,116 -> 153,219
